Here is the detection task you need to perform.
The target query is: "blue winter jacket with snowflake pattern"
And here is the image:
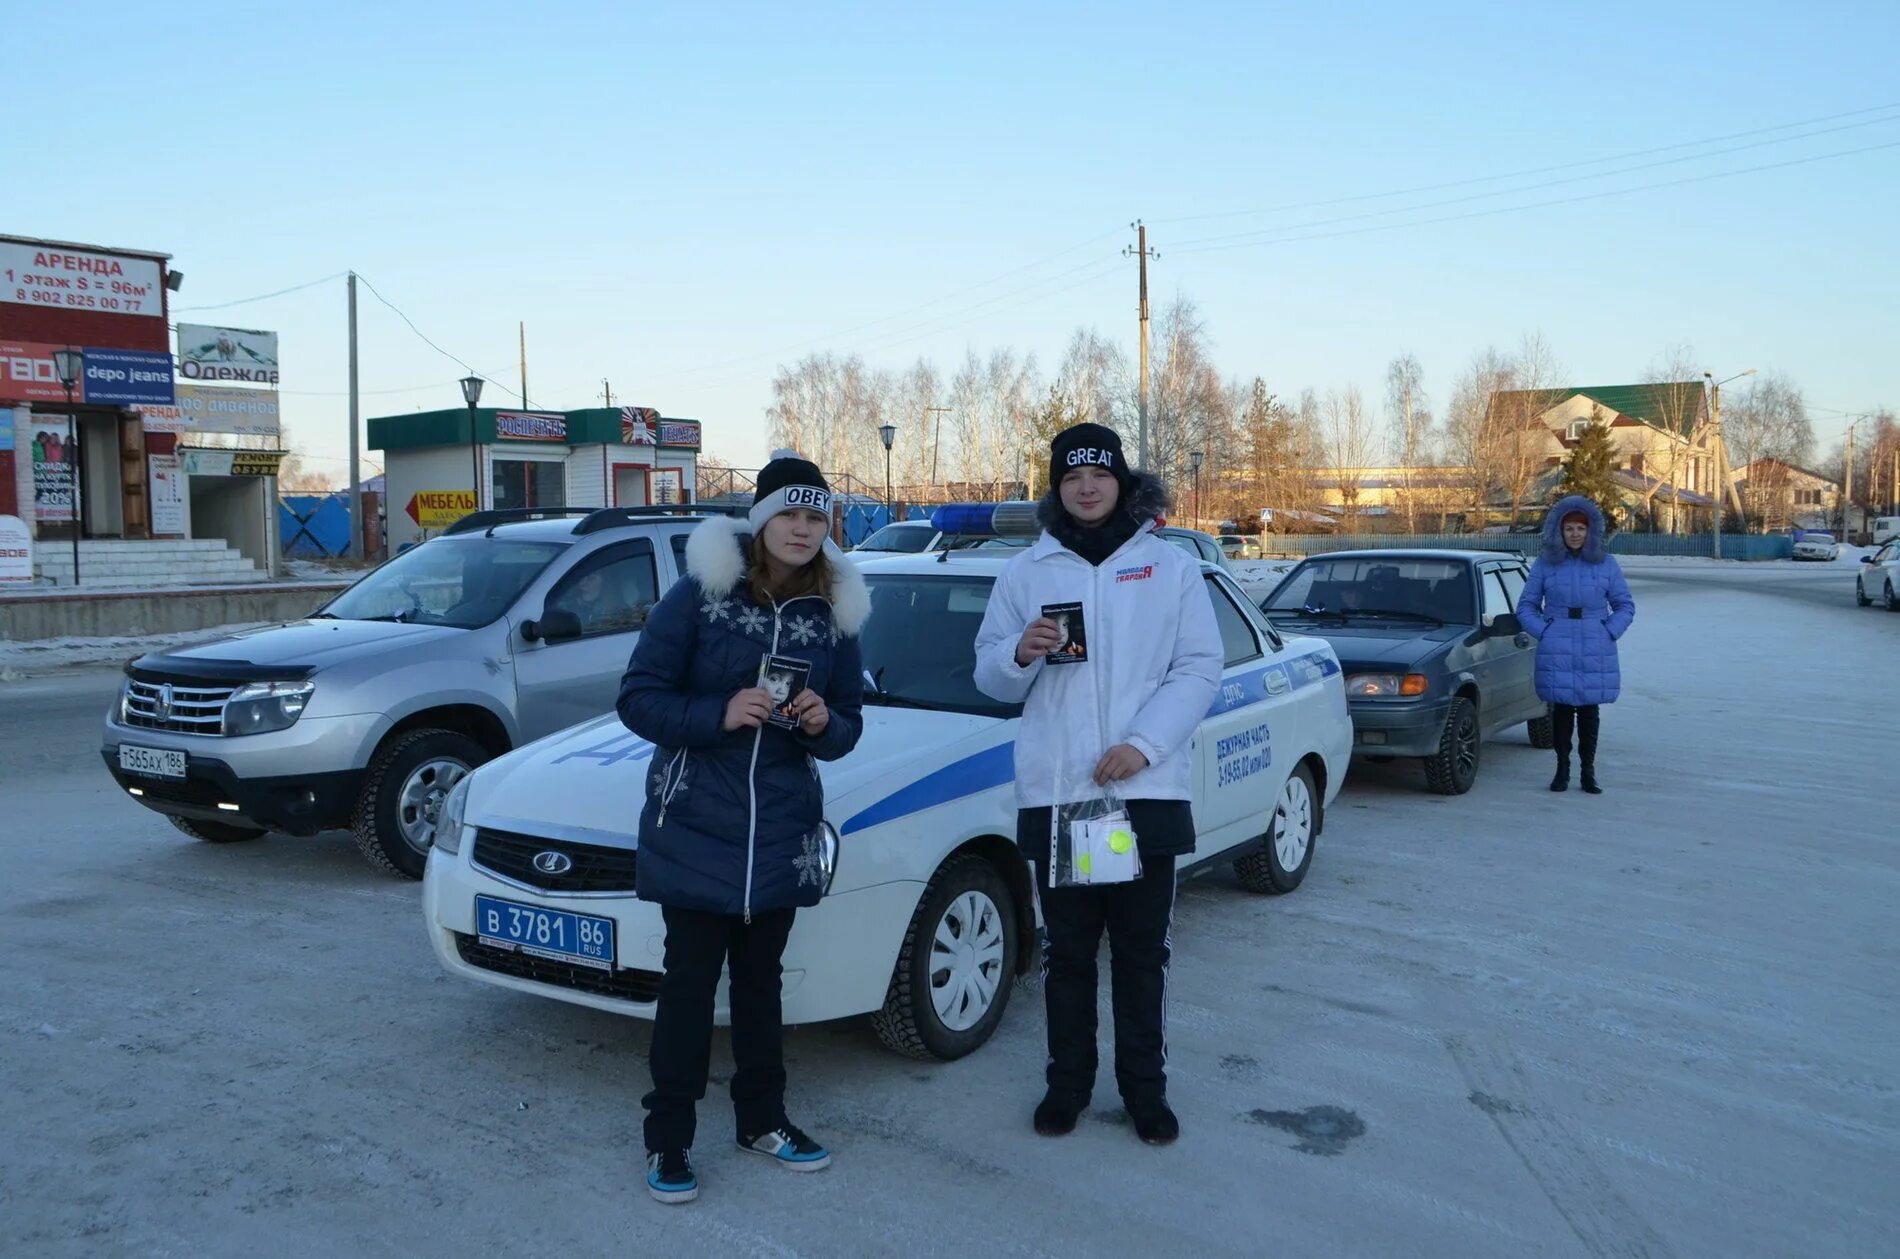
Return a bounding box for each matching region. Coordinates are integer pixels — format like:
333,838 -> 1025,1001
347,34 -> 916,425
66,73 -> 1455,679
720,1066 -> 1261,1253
617,514 -> 868,918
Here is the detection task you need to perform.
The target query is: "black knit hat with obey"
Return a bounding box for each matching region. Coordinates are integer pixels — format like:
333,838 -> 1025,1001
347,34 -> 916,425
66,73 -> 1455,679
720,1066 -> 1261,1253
749,449 -> 832,532
1049,422 -> 1133,497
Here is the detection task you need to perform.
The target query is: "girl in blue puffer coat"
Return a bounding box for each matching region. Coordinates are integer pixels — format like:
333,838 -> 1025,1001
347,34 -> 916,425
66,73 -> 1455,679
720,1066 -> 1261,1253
1515,495 -> 1635,794
616,451 -> 868,1204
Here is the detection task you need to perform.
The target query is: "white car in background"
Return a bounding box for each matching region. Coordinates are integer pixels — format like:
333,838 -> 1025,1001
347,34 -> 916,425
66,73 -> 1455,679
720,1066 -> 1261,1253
1857,538 -> 1900,610
421,527 -> 1353,1061
1793,531 -> 1842,561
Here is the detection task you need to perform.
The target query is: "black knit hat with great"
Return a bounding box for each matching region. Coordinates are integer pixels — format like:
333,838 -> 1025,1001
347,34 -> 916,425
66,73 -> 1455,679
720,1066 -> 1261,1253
1048,422 -> 1133,497
749,449 -> 833,532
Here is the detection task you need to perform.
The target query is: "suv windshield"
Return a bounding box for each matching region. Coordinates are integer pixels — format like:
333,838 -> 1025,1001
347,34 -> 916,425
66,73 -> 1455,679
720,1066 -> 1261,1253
860,573 -> 1022,718
321,537 -> 568,628
1265,557 -> 1473,625
857,524 -> 934,553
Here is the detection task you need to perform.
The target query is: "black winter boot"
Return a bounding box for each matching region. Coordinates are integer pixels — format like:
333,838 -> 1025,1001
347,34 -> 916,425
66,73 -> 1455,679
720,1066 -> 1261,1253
1550,704 -> 1574,792
1578,706 -> 1602,794
1550,759 -> 1570,792
1034,1089 -> 1087,1137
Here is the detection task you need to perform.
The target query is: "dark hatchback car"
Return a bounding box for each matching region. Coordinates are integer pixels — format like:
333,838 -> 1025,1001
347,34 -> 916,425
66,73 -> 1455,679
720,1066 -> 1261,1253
1259,550 -> 1551,794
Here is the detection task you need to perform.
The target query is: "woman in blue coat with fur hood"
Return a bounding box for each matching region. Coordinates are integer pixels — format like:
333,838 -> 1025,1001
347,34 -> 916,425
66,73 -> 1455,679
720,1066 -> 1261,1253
616,451 -> 867,1204
1515,495 -> 1635,794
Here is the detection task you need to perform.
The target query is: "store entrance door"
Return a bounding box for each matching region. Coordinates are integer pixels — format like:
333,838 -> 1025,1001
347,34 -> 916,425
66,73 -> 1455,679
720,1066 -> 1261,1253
613,465 -> 648,507
118,415 -> 150,539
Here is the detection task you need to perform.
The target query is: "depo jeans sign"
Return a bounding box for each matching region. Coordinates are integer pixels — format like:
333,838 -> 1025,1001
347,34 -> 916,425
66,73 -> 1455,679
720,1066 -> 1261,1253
1,242 -> 165,319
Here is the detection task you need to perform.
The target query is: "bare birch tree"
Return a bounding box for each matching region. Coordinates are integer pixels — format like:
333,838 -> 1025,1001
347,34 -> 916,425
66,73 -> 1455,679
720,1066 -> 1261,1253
1322,386 -> 1374,527
1385,353 -> 1432,532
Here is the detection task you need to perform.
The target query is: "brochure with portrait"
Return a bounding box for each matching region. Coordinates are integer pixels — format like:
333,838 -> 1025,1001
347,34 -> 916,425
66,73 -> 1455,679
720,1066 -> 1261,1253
759,654 -> 811,729
1041,602 -> 1088,664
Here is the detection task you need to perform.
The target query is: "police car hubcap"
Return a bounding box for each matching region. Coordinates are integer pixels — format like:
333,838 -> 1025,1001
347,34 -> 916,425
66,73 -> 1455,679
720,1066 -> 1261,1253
1275,776 -> 1312,871
930,890 -> 1005,1032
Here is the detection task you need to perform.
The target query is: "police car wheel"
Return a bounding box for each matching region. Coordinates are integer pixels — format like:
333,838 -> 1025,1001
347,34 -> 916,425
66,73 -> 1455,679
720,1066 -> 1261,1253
352,729 -> 487,879
1234,763 -> 1316,894
168,815 -> 267,844
871,854 -> 1018,1061
1857,579 -> 1872,607
1887,581 -> 1899,612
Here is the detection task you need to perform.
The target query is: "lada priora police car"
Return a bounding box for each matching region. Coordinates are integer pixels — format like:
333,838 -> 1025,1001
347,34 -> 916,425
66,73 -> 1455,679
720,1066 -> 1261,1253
422,524 -> 1353,1060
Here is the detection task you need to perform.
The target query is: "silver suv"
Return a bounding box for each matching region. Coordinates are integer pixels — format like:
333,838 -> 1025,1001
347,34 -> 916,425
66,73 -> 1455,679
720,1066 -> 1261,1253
101,506 -> 713,877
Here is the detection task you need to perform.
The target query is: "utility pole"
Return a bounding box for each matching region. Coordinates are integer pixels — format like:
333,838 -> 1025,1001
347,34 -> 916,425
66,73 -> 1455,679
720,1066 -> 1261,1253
602,379 -> 613,408
925,405 -> 951,488
519,322 -> 528,408
1124,221 -> 1157,468
1843,419 -> 1857,537
347,272 -> 362,561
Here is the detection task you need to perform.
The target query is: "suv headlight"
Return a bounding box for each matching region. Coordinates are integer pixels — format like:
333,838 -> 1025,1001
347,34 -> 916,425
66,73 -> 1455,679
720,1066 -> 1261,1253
1344,673 -> 1428,698
222,680 -> 315,736
819,821 -> 840,895
434,776 -> 472,856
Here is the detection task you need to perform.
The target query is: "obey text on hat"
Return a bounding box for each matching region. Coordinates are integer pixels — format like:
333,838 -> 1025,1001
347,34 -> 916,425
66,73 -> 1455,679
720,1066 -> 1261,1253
781,485 -> 832,512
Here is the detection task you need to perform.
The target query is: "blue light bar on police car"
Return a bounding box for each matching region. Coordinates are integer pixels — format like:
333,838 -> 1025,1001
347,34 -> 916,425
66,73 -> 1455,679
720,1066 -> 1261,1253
929,502 -> 1041,538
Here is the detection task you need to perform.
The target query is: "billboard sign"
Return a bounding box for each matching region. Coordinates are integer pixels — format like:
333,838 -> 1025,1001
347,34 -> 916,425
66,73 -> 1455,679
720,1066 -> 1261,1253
182,449 -> 285,477
30,419 -> 76,522
0,340 -> 70,403
620,406 -> 658,444
168,383 -> 280,435
149,455 -> 185,534
658,420 -> 701,449
177,323 -> 280,384
1,240 -> 165,318
495,411 -> 567,442
80,348 -> 175,405
0,515 -> 31,584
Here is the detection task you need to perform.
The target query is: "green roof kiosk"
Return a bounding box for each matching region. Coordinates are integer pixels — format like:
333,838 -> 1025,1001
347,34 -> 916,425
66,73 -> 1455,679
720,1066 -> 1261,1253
368,406 -> 701,550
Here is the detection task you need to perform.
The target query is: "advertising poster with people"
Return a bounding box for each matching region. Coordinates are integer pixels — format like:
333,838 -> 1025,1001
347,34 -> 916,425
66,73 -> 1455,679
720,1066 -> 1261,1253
30,419 -> 75,522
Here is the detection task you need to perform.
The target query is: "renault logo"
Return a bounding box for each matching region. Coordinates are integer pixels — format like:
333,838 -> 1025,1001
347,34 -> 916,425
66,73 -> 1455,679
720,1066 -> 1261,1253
154,683 -> 174,722
532,851 -> 574,876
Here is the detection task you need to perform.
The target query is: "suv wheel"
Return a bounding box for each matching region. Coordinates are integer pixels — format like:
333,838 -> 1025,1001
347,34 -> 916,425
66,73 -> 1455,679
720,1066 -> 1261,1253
1526,708 -> 1555,749
1235,762 -> 1316,894
353,729 -> 487,878
168,815 -> 267,844
1424,696 -> 1480,795
1856,578 -> 1872,607
1887,580 -> 1899,612
871,854 -> 1018,1061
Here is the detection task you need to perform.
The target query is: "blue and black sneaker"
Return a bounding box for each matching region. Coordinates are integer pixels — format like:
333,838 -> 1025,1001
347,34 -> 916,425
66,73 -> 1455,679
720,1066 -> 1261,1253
738,1122 -> 831,1172
646,1149 -> 698,1204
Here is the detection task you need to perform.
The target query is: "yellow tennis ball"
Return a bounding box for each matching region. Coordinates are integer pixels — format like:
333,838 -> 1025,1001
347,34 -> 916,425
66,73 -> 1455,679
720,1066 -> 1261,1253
1076,852 -> 1093,876
1109,829 -> 1134,854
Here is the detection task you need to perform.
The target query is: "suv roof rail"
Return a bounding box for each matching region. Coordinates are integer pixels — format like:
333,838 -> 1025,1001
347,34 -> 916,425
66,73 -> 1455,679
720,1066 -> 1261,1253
442,508 -> 594,535
572,504 -> 745,535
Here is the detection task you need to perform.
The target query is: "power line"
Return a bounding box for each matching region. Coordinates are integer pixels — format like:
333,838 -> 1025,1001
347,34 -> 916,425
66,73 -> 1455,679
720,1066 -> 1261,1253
352,273 -> 519,403
1169,111 -> 1900,251
1151,100 -> 1900,228
174,272 -> 347,312
1168,139 -> 1900,257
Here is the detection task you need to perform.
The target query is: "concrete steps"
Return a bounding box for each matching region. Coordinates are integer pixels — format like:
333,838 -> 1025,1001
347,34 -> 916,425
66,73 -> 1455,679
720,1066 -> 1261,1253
34,540 -> 272,590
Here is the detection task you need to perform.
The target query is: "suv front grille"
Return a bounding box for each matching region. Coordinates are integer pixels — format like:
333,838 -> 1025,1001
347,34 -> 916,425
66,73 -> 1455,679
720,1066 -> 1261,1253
472,828 -> 638,893
454,934 -> 660,1003
123,678 -> 238,735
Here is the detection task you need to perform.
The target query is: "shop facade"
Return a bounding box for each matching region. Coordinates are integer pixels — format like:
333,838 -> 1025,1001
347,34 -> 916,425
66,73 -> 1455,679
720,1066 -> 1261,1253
370,405 -> 701,551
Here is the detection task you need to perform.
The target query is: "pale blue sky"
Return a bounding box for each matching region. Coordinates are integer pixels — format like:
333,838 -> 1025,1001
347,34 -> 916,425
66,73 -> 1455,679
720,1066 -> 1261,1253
11,1 -> 1897,476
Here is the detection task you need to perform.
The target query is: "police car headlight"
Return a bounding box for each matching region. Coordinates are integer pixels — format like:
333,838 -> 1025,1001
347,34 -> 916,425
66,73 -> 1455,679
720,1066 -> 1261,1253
222,681 -> 315,736
1345,673 -> 1428,698
434,776 -> 472,856
820,821 -> 840,895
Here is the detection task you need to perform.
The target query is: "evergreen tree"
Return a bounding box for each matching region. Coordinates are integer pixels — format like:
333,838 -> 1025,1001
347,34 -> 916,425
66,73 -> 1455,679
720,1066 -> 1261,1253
1559,407 -> 1623,531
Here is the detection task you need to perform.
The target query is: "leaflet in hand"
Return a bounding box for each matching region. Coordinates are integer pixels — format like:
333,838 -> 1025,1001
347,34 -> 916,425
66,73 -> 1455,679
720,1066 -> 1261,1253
1041,602 -> 1088,664
759,654 -> 811,729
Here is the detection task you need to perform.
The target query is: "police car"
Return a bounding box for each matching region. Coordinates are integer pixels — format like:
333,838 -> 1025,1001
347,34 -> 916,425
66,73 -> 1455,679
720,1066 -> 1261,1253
422,505 -> 1353,1060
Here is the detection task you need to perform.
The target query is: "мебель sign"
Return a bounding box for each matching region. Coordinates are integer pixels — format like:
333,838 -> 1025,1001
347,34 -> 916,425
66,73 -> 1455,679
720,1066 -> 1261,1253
177,323 -> 280,384
81,348 -> 176,406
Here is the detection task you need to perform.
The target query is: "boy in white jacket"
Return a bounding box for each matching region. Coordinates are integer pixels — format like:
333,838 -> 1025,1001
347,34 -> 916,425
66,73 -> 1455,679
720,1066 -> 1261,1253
974,423 -> 1221,1145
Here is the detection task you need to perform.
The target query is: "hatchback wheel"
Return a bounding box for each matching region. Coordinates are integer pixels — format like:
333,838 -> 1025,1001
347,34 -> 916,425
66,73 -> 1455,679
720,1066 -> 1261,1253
1235,763 -> 1317,894
1887,580 -> 1900,612
1424,696 -> 1480,795
1857,579 -> 1872,607
871,854 -> 1018,1060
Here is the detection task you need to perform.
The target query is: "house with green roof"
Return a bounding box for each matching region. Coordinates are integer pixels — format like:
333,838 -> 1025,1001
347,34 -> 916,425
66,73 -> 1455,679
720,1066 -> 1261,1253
1487,382 -> 1726,531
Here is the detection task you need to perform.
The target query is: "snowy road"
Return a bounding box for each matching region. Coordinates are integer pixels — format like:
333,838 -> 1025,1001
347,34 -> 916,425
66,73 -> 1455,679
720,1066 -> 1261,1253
1,570 -> 1895,1257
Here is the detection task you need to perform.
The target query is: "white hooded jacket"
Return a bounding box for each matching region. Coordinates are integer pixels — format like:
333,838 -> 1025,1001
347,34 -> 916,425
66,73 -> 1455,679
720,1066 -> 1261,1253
974,501 -> 1222,809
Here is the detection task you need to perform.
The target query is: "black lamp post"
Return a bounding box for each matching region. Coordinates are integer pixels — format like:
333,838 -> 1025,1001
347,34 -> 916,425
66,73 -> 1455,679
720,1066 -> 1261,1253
460,375 -> 484,511
52,347 -> 84,585
878,421 -> 898,519
1189,449 -> 1205,525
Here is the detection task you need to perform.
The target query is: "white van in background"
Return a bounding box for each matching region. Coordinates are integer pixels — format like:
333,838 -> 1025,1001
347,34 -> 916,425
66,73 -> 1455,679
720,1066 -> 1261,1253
1873,517 -> 1900,547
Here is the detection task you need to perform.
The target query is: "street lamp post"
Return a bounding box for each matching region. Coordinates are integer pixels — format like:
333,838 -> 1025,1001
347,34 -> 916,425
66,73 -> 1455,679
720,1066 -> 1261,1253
877,422 -> 898,524
52,348 -> 84,586
1189,450 -> 1205,526
460,375 -> 484,512
1704,368 -> 1756,558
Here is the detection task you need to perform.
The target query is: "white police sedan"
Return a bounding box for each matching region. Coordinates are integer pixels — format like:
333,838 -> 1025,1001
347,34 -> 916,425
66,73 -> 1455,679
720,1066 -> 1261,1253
422,528 -> 1353,1060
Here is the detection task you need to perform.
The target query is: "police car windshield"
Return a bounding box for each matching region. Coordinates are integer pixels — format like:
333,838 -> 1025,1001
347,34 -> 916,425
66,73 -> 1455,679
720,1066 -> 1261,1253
859,573 -> 1024,719
321,537 -> 568,628
857,523 -> 934,553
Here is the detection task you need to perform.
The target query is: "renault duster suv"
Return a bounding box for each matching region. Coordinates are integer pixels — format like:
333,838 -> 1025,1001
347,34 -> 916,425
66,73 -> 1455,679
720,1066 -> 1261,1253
101,506 -> 718,877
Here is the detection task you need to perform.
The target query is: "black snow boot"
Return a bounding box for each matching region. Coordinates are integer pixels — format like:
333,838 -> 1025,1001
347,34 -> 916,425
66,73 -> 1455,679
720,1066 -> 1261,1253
1550,759 -> 1570,792
1550,704 -> 1574,792
1578,706 -> 1602,794
1034,1089 -> 1087,1137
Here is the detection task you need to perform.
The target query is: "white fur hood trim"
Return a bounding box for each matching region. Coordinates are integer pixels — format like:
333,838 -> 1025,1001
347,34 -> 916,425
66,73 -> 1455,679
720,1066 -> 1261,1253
683,513 -> 871,637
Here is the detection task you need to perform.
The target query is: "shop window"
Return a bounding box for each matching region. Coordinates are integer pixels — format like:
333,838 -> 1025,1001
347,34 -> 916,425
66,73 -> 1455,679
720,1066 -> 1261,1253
493,459 -> 566,511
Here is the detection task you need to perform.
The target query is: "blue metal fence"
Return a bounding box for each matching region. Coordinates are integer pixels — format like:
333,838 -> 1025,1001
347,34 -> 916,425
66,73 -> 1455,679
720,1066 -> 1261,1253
1256,532 -> 1794,561
841,503 -> 932,546
279,494 -> 353,558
